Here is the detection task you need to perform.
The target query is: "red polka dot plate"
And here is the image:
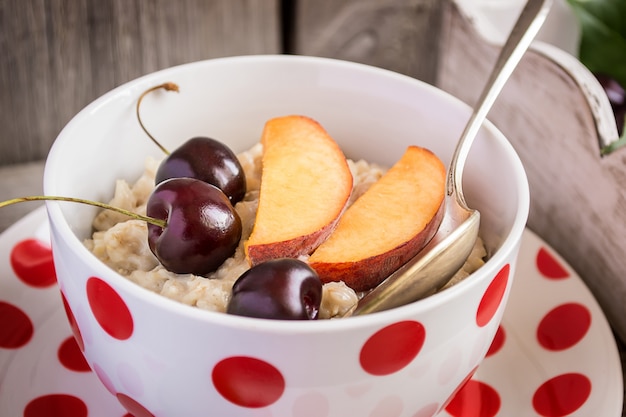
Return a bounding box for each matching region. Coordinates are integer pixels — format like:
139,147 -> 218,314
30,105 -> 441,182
0,207 -> 622,417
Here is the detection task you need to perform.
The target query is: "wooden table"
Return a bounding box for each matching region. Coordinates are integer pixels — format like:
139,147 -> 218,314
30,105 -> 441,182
0,162 -> 45,232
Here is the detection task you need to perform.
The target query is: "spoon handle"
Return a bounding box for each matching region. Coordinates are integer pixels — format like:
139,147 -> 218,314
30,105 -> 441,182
350,0 -> 552,317
448,0 -> 553,206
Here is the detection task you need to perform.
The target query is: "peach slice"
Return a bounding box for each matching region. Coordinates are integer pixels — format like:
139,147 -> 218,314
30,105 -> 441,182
308,145 -> 446,292
245,115 -> 353,264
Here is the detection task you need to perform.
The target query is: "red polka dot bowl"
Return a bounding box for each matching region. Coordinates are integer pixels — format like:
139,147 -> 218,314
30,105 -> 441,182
43,55 -> 529,417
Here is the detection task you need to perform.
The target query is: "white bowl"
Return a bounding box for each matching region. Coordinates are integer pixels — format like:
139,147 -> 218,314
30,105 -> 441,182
44,55 -> 529,417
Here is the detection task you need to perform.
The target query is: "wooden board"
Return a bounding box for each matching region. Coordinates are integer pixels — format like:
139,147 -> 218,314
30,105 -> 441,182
437,0 -> 626,344
0,162 -> 45,232
290,0 -> 442,83
0,0 -> 280,166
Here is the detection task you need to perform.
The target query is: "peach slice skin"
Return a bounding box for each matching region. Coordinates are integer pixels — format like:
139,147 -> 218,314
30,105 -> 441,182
245,115 -> 353,265
308,145 -> 446,292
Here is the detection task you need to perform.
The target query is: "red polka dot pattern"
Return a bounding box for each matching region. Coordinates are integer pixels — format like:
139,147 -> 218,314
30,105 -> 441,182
537,303 -> 591,351
532,373 -> 591,417
116,393 -> 155,417
440,230 -> 613,416
0,301 -> 34,348
24,394 -> 88,417
212,356 -> 286,408
61,291 -> 85,352
485,325 -> 505,357
10,238 -> 56,287
476,264 -> 509,327
445,379 -> 501,417
58,335 -> 91,372
360,320 -> 425,376
0,212 -> 619,416
86,277 -> 134,340
441,366 -> 478,412
536,247 -> 569,279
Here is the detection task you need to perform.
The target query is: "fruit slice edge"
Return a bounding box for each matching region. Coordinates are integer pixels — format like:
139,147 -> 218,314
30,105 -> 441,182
245,115 -> 353,264
308,145 -> 446,292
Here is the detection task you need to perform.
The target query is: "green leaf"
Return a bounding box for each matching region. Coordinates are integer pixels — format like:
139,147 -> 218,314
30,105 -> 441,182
567,0 -> 626,88
601,113 -> 626,155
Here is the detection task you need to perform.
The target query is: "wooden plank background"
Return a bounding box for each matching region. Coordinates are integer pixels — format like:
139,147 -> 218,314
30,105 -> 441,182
291,0 -> 442,82
0,0 -> 442,229
0,0 -> 442,227
0,0 -> 442,167
0,0 -> 281,166
437,3 -> 626,408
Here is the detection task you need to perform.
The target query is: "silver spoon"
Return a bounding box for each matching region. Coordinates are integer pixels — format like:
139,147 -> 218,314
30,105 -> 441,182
352,0 -> 553,316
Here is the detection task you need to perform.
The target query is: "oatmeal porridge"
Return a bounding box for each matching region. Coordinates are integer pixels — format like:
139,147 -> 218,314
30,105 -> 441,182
84,143 -> 486,319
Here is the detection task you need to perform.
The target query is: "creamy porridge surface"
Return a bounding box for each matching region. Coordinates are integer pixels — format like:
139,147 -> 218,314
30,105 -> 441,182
84,143 -> 486,318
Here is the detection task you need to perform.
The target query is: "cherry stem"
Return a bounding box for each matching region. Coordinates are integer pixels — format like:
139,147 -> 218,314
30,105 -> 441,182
136,82 -> 180,156
0,196 -> 167,229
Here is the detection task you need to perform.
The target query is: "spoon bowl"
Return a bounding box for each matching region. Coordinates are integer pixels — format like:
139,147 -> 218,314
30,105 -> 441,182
352,0 -> 553,315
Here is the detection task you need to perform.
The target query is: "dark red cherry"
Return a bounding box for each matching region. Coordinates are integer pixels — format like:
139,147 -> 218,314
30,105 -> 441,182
146,177 -> 242,275
227,258 -> 323,320
155,137 -> 246,204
